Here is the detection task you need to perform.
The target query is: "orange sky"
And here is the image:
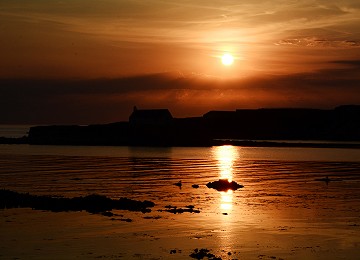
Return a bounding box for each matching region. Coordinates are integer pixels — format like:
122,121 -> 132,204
0,1 -> 360,123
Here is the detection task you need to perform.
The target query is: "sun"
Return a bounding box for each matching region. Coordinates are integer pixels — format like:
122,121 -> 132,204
221,53 -> 234,66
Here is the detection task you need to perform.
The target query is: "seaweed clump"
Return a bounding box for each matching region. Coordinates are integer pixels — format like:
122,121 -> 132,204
189,248 -> 222,260
161,205 -> 200,214
0,189 -> 154,214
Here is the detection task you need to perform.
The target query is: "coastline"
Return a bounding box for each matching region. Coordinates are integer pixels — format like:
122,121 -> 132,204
212,139 -> 360,149
1,150 -> 360,259
2,105 -> 359,148
1,136 -> 360,149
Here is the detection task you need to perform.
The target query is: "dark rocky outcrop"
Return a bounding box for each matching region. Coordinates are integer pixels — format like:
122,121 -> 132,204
0,189 -> 154,214
206,179 -> 244,191
160,205 -> 200,214
189,248 -> 222,260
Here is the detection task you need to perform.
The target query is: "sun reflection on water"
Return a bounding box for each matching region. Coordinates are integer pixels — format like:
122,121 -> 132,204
213,145 -> 238,212
220,190 -> 233,211
212,145 -> 239,254
216,145 -> 236,183
214,145 -> 238,207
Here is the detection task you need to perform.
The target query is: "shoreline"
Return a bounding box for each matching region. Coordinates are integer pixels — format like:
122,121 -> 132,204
1,136 -> 360,149
1,147 -> 360,259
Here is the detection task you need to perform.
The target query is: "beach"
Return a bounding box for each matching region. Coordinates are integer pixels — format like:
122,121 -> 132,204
1,145 -> 360,259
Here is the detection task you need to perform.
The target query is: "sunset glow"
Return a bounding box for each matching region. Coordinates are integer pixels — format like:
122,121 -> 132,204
221,53 -> 234,66
0,0 -> 359,124
1,2 -> 360,258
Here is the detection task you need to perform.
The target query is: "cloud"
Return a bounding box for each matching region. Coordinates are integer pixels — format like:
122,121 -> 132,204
276,37 -> 360,48
332,60 -> 360,67
1,0 -> 359,82
1,0 -> 358,45
1,63 -> 360,124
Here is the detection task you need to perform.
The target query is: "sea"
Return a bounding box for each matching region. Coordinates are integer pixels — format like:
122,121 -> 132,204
1,125 -> 360,259
0,125 -> 33,138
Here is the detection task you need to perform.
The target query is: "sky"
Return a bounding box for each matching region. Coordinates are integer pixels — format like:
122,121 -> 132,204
1,0 -> 360,124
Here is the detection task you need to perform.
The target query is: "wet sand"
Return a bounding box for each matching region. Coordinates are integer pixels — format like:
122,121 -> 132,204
1,146 -> 360,259
1,182 -> 360,259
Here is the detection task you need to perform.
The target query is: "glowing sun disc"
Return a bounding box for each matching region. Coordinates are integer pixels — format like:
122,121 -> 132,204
221,53 -> 234,66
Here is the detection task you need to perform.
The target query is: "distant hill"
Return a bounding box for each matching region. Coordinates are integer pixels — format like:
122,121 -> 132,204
25,105 -> 360,147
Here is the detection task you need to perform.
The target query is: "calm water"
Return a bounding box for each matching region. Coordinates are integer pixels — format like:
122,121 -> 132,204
0,125 -> 32,138
1,144 -> 360,259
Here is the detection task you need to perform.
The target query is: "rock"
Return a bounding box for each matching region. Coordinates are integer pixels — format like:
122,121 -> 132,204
0,189 -> 155,214
206,179 -> 244,191
120,218 -> 132,222
102,211 -> 114,217
189,248 -> 222,260
162,205 -> 200,214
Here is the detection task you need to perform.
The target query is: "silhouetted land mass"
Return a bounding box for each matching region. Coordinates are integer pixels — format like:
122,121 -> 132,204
0,136 -> 28,144
5,105 -> 360,147
0,189 -> 155,214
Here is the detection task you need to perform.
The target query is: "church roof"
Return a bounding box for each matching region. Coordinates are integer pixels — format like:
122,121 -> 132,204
129,108 -> 173,123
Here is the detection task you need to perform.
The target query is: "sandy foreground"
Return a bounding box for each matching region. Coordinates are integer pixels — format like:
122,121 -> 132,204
1,205 -> 359,260
1,146 -> 360,259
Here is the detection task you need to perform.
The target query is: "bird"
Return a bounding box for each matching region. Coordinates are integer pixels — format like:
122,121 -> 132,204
174,181 -> 182,188
315,176 -> 331,184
